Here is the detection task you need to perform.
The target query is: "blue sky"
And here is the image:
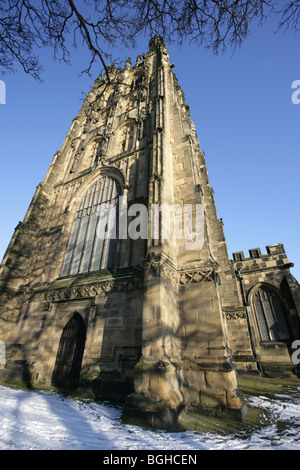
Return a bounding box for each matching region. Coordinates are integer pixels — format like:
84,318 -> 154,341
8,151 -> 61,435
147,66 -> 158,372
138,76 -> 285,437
0,15 -> 299,280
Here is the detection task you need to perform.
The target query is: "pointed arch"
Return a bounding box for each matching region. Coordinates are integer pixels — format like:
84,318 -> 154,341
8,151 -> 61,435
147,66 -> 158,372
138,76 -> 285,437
249,283 -> 290,342
51,313 -> 86,388
62,174 -> 121,276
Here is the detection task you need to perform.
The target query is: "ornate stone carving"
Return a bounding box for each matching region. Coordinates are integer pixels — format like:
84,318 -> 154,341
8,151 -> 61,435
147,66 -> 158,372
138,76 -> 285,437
31,277 -> 143,303
143,254 -> 161,277
224,310 -> 246,320
143,253 -> 179,284
143,255 -> 216,287
70,153 -> 81,173
179,269 -> 214,285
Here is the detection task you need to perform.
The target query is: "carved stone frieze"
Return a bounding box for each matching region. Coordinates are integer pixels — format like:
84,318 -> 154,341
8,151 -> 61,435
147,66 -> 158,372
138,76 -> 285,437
224,310 -> 246,321
143,255 -> 216,286
143,253 -> 179,283
30,277 -> 143,303
179,269 -> 214,285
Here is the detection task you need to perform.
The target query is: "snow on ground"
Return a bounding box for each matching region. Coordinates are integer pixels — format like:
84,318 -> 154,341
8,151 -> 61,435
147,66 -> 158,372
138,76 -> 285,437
0,384 -> 300,450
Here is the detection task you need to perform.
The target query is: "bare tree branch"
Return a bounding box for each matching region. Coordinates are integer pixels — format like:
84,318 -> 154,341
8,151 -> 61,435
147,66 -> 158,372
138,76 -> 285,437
0,0 -> 298,81
278,0 -> 300,32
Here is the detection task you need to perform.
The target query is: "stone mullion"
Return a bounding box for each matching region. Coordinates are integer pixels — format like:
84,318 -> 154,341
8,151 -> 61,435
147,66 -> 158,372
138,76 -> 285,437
88,177 -> 106,272
100,178 -> 117,269
90,176 -> 111,272
67,194 -> 87,276
78,181 -> 98,273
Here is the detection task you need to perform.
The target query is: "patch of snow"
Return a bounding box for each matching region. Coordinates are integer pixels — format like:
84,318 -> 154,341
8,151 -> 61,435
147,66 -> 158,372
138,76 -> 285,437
0,385 -> 300,450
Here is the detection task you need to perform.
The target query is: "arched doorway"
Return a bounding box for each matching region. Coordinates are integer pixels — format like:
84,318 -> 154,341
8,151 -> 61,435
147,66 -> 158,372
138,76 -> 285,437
52,313 -> 86,388
252,284 -> 290,342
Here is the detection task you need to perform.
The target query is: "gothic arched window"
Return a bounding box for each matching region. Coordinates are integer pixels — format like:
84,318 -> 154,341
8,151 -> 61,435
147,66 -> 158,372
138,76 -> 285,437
252,285 -> 290,342
62,176 -> 120,276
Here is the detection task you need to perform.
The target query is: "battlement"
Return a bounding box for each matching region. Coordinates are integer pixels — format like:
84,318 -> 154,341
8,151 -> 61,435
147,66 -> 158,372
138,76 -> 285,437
233,244 -> 286,263
232,243 -> 296,308
232,244 -> 294,274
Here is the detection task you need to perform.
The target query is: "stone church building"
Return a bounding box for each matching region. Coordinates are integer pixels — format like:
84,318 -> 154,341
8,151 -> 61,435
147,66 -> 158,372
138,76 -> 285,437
0,37 -> 299,427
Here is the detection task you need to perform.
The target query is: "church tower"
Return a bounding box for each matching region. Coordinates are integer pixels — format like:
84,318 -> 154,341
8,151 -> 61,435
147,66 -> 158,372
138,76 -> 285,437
0,37 -> 250,426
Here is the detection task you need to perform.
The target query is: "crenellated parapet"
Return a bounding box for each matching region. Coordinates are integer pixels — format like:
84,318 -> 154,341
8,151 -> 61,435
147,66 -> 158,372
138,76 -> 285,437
232,244 -> 293,274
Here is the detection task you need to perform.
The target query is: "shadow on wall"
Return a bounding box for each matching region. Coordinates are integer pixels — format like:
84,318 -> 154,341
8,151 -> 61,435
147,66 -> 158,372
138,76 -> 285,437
0,356 -> 33,390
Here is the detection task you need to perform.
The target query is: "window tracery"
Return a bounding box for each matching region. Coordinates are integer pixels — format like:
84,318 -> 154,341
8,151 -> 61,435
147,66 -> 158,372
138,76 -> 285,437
62,175 -> 120,276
